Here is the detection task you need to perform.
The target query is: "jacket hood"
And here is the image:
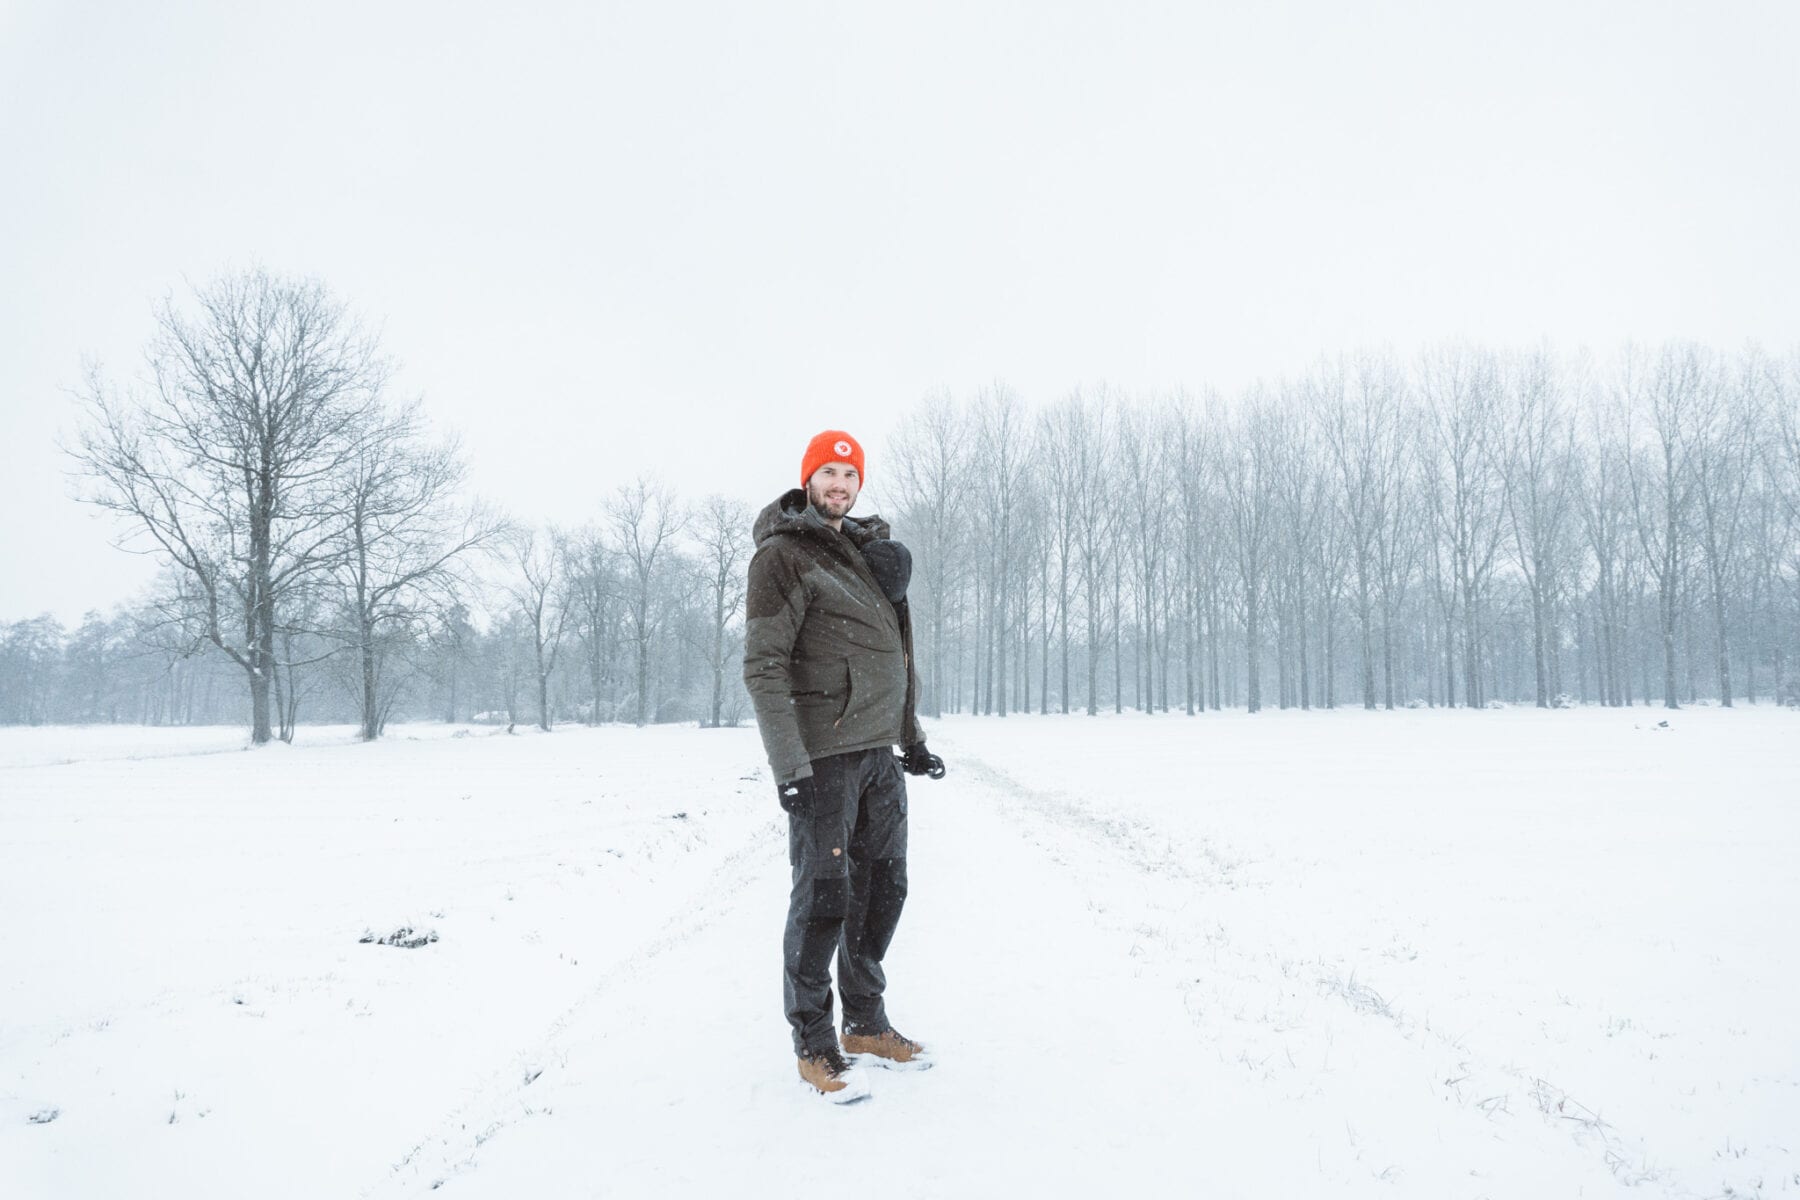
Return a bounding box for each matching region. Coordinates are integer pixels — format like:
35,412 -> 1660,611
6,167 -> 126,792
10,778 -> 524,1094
753,488 -> 892,548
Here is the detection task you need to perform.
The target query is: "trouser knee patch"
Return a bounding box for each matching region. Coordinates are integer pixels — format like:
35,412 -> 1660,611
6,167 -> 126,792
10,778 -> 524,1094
810,874 -> 850,922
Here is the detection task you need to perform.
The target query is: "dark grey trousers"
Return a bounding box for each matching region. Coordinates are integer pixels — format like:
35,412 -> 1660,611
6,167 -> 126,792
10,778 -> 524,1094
782,746 -> 909,1056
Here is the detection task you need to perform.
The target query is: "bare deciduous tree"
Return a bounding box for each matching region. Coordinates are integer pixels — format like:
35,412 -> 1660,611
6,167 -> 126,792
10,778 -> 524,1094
1219,390 -> 1280,713
606,478 -> 687,726
973,383 -> 1031,716
692,495 -> 752,727
1117,401 -> 1172,713
1623,342 -> 1706,709
1495,347 -> 1579,707
1322,352 -> 1406,709
1062,389 -> 1119,716
71,269 -> 387,743
888,393 -> 967,717
1574,395 -> 1637,707
1418,345 -> 1507,707
563,526 -> 620,724
1689,352 -> 1762,706
506,528 -> 571,731
331,403 -> 505,739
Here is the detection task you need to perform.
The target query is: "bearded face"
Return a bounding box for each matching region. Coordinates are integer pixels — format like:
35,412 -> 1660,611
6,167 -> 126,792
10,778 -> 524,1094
806,462 -> 860,521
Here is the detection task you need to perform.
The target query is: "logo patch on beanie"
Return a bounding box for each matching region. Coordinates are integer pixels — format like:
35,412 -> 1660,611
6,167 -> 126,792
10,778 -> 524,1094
834,440 -> 853,457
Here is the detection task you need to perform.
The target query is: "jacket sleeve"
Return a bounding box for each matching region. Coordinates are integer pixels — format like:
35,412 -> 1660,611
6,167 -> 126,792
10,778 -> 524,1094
897,598 -> 924,748
742,541 -> 814,783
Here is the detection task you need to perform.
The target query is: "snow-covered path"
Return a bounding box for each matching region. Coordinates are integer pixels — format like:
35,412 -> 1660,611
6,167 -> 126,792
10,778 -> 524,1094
371,754 -> 1324,1198
3,710 -> 1794,1198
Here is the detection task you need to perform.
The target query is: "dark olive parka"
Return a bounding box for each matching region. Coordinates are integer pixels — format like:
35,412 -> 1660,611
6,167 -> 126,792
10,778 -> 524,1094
743,489 -> 923,784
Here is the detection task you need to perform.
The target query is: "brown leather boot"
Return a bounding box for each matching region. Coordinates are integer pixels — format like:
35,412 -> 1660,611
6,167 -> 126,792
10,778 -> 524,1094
841,1026 -> 933,1070
797,1044 -> 870,1102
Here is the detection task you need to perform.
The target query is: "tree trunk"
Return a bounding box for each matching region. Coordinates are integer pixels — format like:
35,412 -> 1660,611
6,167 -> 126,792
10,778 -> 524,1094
1086,578 -> 1100,717
1711,567 -> 1733,707
936,595 -> 948,718
1357,572 -> 1375,709
589,638 -> 604,726
1112,572 -> 1123,714
1059,568 -> 1070,715
1246,590 -> 1262,714
995,539 -> 1008,718
1041,553 -> 1052,716
360,617 -> 379,740
1661,586 -> 1680,709
1530,584 -> 1549,708
1462,586 -> 1481,709
250,667 -> 272,744
1324,605 -> 1337,709
636,633 -> 650,726
1298,575 -> 1312,711
1382,605 -> 1397,710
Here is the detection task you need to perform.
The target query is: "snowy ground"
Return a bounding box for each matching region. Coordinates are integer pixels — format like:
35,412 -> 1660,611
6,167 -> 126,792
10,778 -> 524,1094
1,708 -> 1795,1198
0,721 -> 478,769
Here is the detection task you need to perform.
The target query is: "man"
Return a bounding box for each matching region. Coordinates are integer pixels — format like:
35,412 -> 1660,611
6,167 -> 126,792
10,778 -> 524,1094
743,429 -> 948,1102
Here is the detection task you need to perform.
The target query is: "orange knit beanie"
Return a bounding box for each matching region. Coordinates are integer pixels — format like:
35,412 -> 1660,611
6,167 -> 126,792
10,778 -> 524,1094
801,430 -> 865,487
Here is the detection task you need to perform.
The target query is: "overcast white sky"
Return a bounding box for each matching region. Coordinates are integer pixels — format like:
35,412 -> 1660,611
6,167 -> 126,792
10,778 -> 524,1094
3,0 -> 1797,624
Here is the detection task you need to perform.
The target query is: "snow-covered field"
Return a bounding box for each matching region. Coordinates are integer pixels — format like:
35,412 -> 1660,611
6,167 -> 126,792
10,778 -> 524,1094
0,721 -> 479,770
1,708 -> 1794,1198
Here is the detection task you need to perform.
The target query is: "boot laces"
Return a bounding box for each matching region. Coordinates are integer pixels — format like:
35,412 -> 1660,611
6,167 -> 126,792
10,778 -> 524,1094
857,1026 -> 913,1052
813,1045 -> 852,1078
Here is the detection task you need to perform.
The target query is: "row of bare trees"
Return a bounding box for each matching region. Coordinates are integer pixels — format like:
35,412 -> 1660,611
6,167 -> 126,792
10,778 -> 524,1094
0,509 -> 752,732
2,490 -> 756,735
886,343 -> 1800,716
492,485 -> 753,732
27,269 -> 1799,735
53,271 -> 766,740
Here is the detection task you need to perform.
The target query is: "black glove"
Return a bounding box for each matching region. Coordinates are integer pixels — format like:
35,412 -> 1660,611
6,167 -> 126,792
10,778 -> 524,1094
776,772 -> 820,815
899,742 -> 946,780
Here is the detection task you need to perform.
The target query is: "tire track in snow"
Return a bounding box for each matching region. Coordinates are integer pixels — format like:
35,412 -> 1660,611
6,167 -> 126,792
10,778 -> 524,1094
948,748 -> 1670,1194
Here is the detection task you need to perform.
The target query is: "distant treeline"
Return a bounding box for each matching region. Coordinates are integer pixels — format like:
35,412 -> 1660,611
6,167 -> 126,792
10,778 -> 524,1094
0,578 -> 750,733
885,345 -> 1800,717
4,269 -> 1796,735
24,269 -> 753,741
